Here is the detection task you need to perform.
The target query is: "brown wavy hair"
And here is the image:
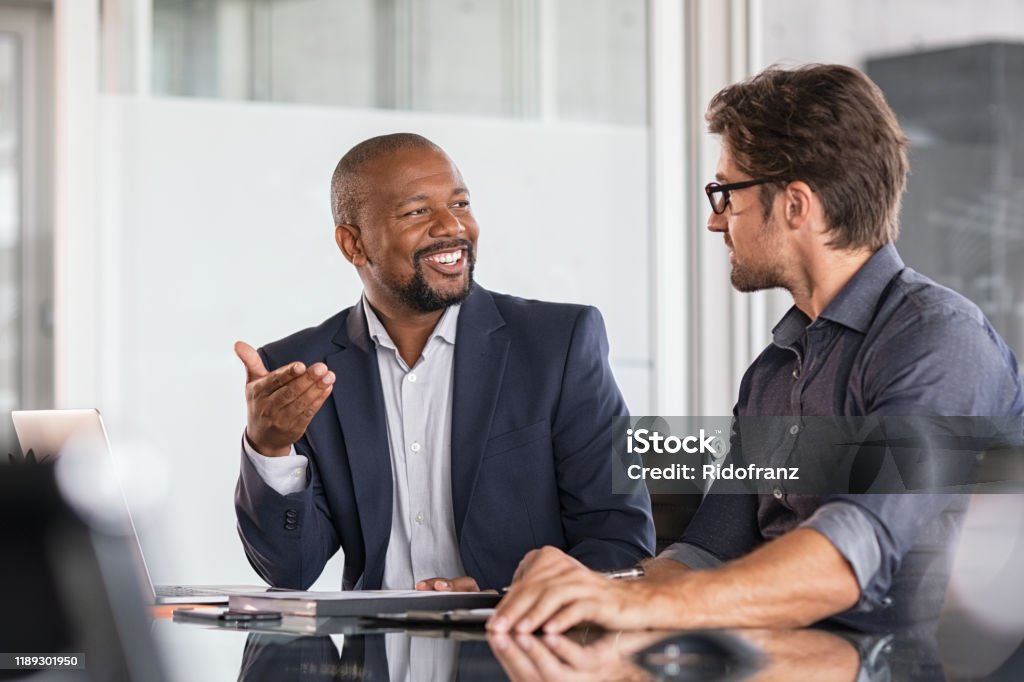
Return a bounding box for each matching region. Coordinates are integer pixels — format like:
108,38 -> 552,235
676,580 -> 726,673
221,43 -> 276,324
706,64 -> 908,251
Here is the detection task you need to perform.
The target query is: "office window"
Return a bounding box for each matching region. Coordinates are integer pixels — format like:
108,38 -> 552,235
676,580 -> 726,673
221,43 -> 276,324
0,2 -> 54,446
758,0 -> 1024,362
0,34 -> 19,447
151,0 -> 647,125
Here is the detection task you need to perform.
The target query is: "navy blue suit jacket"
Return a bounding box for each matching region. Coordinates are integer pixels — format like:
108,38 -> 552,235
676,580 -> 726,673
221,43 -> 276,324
235,285 -> 654,590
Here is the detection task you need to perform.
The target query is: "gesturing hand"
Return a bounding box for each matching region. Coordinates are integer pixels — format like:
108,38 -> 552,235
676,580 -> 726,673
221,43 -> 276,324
235,340 -> 335,457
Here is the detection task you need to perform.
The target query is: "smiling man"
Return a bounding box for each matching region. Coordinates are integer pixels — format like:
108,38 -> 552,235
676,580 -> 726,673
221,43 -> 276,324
233,133 -> 654,592
490,65 -> 1024,634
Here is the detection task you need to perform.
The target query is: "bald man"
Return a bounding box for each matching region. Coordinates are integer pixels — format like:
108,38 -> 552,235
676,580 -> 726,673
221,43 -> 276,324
234,133 -> 654,592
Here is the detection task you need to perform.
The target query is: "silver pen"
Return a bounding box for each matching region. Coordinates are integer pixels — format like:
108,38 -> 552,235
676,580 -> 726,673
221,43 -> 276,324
499,565 -> 645,594
599,565 -> 646,580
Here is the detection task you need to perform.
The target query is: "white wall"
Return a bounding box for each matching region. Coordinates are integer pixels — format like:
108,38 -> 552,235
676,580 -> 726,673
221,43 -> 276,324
93,95 -> 650,585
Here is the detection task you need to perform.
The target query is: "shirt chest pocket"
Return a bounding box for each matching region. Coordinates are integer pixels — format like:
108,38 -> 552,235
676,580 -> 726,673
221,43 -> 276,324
483,419 -> 551,459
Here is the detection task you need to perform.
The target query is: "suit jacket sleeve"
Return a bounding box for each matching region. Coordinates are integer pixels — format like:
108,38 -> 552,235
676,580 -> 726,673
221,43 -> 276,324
234,350 -> 342,590
552,306 -> 655,568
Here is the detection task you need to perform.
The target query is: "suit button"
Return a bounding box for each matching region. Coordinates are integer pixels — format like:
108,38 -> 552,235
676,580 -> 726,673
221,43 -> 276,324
285,509 -> 298,518
285,522 -> 297,530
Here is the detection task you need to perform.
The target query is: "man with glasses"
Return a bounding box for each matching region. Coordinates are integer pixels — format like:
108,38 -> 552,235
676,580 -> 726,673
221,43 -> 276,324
489,64 -> 1024,634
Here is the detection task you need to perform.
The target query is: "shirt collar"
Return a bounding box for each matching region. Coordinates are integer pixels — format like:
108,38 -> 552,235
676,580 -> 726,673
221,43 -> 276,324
361,295 -> 461,356
771,243 -> 905,347
818,242 -> 904,333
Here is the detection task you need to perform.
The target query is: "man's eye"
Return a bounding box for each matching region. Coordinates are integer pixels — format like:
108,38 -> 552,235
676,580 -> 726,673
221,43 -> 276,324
451,201 -> 470,209
405,208 -> 428,216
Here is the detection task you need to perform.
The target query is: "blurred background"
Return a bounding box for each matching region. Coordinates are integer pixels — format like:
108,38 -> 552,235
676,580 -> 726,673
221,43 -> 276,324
1,0 -> 1022,645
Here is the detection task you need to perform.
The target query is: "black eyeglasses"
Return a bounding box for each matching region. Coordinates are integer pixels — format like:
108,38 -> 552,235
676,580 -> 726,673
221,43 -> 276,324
704,178 -> 782,214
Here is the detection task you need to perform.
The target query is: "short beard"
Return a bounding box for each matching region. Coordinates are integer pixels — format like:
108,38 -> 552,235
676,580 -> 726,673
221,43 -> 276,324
729,215 -> 788,293
730,259 -> 787,293
387,240 -> 476,313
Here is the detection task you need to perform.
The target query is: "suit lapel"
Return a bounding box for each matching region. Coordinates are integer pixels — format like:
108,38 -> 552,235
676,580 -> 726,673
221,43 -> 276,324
325,301 -> 392,589
451,286 -> 509,541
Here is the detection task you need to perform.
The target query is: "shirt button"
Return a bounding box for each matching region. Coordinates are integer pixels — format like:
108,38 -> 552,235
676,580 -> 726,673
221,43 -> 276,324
789,424 -> 800,435
410,441 -> 421,453
292,468 -> 303,478
415,512 -> 424,525
773,488 -> 784,499
407,373 -> 417,383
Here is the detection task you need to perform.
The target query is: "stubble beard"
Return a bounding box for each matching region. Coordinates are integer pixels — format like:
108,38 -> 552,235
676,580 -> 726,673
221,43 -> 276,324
729,216 -> 788,293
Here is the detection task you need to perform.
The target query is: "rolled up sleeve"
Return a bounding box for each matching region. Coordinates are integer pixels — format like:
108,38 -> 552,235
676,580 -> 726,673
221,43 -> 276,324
800,501 -> 884,610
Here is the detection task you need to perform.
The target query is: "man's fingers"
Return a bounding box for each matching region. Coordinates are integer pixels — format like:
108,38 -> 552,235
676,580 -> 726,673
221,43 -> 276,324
259,362 -> 332,404
542,599 -> 598,634
510,584 -> 585,634
234,341 -> 269,382
448,576 -> 481,592
493,552 -> 598,633
490,582 -> 550,633
414,576 -> 480,592
512,548 -> 583,587
512,549 -> 544,583
496,581 -> 599,635
243,361 -> 332,454
275,370 -> 334,417
248,361 -> 308,399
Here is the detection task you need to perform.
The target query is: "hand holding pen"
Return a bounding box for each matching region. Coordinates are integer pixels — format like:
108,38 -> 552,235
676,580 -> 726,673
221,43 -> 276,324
490,548 -> 655,633
499,565 -> 644,595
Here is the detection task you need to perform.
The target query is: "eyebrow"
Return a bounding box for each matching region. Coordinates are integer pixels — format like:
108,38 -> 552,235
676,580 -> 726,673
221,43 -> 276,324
714,172 -> 727,182
395,194 -> 429,210
394,187 -> 469,210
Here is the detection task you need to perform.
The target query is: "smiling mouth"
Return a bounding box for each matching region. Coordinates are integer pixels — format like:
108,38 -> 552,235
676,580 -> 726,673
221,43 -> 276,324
420,247 -> 468,275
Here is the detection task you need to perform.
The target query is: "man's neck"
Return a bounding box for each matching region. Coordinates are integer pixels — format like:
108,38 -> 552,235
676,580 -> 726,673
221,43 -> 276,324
790,247 -> 874,320
365,298 -> 444,368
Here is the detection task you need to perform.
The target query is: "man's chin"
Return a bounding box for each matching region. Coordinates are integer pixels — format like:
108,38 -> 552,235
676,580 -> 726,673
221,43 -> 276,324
434,281 -> 473,306
405,279 -> 473,312
426,269 -> 473,299
730,267 -> 782,293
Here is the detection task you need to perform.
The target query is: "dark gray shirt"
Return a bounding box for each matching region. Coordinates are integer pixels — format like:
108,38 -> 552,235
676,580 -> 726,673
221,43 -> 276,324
667,243 -> 1024,630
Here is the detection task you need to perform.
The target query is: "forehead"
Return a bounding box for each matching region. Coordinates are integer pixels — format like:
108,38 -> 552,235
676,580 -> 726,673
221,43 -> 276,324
362,147 -> 465,203
715,142 -> 737,178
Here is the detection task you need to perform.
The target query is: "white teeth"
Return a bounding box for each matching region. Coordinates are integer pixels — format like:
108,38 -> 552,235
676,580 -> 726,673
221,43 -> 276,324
430,250 -> 461,265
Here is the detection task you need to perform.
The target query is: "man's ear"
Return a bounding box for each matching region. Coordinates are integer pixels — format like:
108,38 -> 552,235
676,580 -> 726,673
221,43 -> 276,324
336,224 -> 366,265
781,181 -> 814,230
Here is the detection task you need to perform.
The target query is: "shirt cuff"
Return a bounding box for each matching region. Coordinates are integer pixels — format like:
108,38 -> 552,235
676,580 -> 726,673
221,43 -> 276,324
242,434 -> 308,495
657,542 -> 724,570
800,501 -> 884,610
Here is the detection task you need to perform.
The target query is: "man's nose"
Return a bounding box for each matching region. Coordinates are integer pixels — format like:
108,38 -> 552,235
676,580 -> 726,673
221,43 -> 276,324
431,208 -> 465,236
706,209 -> 727,233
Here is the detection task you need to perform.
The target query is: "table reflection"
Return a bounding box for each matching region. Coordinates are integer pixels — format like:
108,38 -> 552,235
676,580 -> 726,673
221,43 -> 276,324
235,629 -> 506,681
223,623 -> 933,681
146,606 -> 1024,682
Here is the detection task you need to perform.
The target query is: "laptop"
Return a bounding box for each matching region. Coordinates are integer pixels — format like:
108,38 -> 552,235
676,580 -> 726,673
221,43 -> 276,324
12,408 -> 270,604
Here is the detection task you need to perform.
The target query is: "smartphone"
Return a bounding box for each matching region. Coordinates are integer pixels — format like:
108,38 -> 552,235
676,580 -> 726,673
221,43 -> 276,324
173,607 -> 282,623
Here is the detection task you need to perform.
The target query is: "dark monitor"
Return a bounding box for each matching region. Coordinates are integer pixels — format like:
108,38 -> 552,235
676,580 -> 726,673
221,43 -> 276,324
0,455 -> 165,682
